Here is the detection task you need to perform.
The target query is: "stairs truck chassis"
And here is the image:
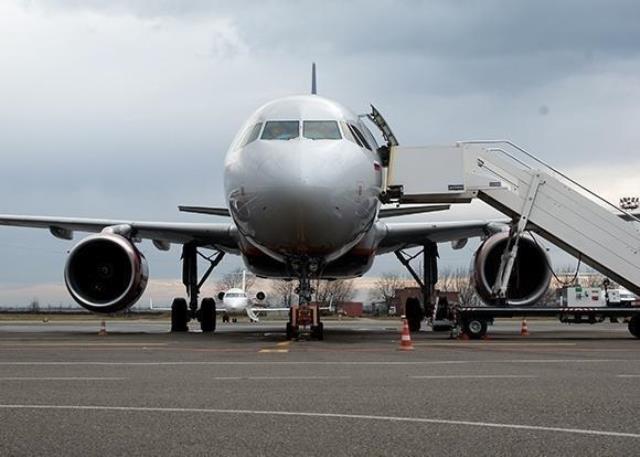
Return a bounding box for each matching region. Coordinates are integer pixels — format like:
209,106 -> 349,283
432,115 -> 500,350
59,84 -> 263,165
451,306 -> 640,339
385,140 -> 640,338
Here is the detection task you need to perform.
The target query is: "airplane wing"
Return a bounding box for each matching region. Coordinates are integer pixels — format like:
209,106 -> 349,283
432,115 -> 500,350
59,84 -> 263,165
0,214 -> 239,250
250,307 -> 290,312
376,220 -> 508,253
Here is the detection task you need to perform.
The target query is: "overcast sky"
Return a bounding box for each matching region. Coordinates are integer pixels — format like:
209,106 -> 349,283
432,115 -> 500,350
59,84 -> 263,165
1,1 -> 639,306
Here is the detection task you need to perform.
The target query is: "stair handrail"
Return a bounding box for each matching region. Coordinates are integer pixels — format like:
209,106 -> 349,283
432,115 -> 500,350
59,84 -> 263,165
458,140 -> 640,224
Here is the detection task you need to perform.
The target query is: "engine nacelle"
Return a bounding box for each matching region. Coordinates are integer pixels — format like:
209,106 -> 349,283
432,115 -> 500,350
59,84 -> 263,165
473,232 -> 552,306
217,291 -> 225,300
64,234 -> 149,313
256,291 -> 266,301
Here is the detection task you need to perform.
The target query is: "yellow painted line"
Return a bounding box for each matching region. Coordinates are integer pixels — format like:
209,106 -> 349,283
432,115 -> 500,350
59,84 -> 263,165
276,341 -> 290,347
258,349 -> 289,353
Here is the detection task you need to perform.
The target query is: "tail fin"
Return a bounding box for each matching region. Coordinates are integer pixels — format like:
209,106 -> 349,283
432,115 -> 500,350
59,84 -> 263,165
311,62 -> 317,95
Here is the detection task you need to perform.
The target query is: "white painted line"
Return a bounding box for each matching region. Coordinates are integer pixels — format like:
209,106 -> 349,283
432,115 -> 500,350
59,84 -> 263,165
0,359 -> 634,366
248,376 -> 351,380
0,377 -> 126,381
410,375 -> 537,380
0,404 -> 638,439
210,376 -> 350,381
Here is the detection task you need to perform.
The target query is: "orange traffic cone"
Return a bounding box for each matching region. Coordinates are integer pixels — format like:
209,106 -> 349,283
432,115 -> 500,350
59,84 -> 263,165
520,319 -> 529,337
98,320 -> 107,336
399,317 -> 414,351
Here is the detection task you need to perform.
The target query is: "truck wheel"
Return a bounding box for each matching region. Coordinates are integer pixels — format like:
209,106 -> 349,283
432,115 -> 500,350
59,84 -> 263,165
405,298 -> 423,332
311,323 -> 324,340
628,316 -> 640,338
463,318 -> 488,339
286,323 -> 298,340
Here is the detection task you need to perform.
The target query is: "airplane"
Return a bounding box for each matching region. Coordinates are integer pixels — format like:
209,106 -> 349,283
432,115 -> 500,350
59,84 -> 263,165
0,64 -> 551,339
216,270 -> 272,323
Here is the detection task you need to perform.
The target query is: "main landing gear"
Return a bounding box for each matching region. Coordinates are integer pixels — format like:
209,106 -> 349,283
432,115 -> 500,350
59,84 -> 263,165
171,243 -> 224,333
286,263 -> 324,341
394,242 -> 439,333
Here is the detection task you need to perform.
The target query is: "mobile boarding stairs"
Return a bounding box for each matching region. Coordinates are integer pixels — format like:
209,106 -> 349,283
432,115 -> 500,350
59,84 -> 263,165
385,140 -> 640,300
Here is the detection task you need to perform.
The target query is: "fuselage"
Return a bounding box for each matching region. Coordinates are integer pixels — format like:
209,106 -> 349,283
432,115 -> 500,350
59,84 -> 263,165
220,288 -> 251,315
224,95 -> 384,279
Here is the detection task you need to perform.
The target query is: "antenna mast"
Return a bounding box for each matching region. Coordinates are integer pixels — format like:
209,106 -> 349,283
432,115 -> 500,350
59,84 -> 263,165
311,62 -> 317,95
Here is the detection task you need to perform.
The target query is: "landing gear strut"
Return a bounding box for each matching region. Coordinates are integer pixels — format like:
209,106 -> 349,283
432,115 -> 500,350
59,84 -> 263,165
171,243 -> 224,333
286,263 -> 324,340
395,242 -> 438,332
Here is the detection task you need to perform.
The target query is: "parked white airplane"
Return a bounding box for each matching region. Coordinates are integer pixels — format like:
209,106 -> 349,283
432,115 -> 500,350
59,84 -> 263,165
216,271 -> 276,323
0,65 -> 545,339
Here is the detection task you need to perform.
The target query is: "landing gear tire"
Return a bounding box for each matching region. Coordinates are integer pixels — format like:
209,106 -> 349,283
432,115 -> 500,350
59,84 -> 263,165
200,298 -> 216,333
405,297 -> 423,332
311,322 -> 324,341
171,298 -> 189,332
628,315 -> 640,338
286,322 -> 298,340
462,318 -> 488,339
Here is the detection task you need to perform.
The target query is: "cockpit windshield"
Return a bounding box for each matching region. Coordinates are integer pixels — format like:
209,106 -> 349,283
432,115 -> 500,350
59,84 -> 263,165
225,292 -> 245,298
303,121 -> 342,140
261,121 -> 299,140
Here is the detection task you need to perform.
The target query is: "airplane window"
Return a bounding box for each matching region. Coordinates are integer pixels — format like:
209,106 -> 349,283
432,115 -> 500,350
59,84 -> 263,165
261,121 -> 300,140
360,124 -> 379,150
303,121 -> 342,140
241,123 -> 263,146
341,121 -> 362,146
350,124 -> 371,150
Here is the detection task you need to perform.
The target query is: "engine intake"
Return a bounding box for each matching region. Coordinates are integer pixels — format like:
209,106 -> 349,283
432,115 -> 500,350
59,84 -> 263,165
473,232 -> 552,306
64,234 -> 149,313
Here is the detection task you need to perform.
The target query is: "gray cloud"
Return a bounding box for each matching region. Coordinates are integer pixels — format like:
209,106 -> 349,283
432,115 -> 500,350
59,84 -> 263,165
0,1 -> 639,305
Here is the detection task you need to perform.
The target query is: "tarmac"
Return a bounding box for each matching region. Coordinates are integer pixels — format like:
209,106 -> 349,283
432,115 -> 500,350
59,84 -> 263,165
0,317 -> 639,456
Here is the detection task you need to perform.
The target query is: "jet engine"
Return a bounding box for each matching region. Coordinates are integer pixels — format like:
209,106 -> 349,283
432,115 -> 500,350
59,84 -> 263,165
64,234 -> 149,313
473,232 -> 551,306
256,291 -> 266,301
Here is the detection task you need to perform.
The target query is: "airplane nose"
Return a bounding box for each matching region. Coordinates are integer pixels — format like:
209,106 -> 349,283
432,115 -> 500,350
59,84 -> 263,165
244,145 -> 374,255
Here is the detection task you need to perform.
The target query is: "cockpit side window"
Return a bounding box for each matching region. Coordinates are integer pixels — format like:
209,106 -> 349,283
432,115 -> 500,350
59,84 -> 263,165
241,122 -> 263,147
302,121 -> 342,140
349,124 -> 372,150
261,121 -> 300,140
360,124 -> 379,150
341,121 -> 362,147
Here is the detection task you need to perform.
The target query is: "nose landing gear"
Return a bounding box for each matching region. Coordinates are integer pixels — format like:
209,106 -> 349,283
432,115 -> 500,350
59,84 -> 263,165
286,262 -> 324,340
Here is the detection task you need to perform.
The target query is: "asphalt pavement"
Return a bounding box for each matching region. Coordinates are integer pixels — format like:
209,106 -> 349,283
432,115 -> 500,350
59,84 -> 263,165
0,318 -> 639,456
